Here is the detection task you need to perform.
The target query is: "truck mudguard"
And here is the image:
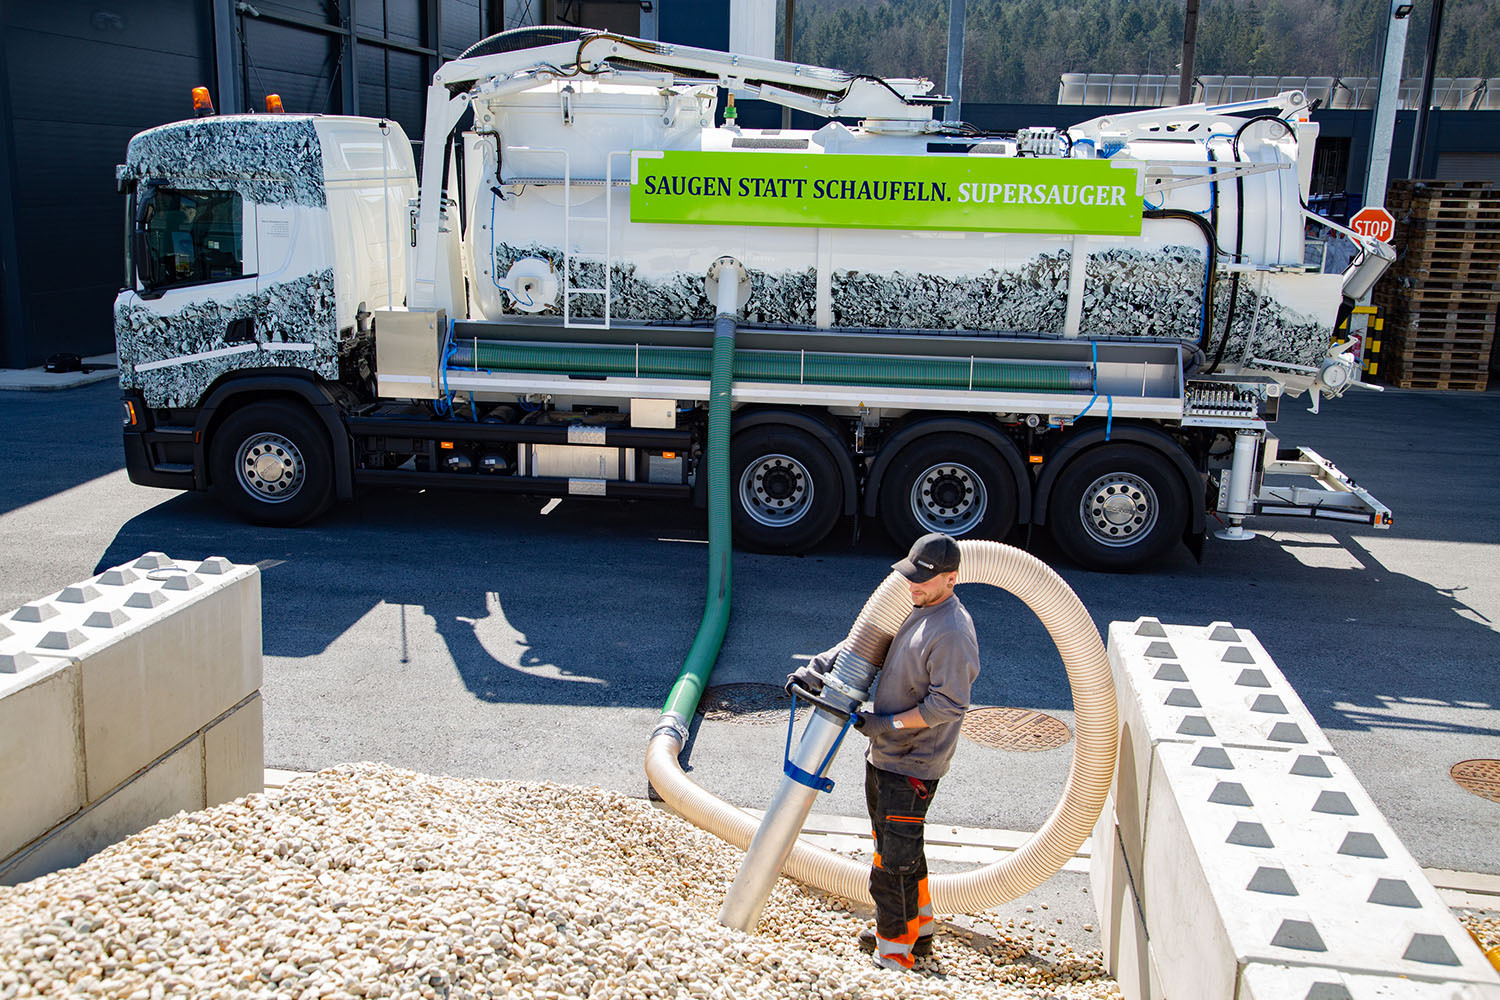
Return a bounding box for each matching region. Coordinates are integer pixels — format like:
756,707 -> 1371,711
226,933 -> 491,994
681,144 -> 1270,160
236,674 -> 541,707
196,372 -> 354,500
1031,424 -> 1205,535
861,416 -> 1031,523
692,409 -> 858,514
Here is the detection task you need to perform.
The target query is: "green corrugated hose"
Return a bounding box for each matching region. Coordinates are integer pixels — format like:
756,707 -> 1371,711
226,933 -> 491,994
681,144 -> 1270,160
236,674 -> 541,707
653,310 -> 738,739
449,341 -> 1092,394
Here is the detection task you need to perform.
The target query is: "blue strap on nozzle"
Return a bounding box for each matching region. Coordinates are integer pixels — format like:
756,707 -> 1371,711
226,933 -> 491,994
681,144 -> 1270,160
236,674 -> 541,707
782,692 -> 855,793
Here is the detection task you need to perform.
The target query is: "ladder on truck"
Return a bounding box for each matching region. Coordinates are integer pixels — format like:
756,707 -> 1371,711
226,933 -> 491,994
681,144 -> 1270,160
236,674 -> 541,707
503,147 -> 630,329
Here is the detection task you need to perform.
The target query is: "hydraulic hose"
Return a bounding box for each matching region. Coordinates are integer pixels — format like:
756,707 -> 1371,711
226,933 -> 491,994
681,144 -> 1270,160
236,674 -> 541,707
651,261 -> 743,748
647,539 -> 1117,918
1145,208 -> 1219,355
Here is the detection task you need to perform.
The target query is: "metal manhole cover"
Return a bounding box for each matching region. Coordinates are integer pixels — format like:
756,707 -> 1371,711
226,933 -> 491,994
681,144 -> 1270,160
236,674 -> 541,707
699,683 -> 804,725
1451,759 -> 1500,804
962,707 -> 1071,752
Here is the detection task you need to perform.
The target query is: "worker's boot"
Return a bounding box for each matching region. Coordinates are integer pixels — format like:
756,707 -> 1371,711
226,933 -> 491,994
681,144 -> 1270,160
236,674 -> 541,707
859,926 -> 933,957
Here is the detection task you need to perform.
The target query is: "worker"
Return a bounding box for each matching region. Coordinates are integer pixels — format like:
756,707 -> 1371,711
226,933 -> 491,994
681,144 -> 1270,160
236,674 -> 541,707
787,532 -> 979,971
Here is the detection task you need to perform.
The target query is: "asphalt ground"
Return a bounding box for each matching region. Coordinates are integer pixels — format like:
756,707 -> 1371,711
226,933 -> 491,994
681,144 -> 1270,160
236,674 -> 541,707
2,380 -> 1497,900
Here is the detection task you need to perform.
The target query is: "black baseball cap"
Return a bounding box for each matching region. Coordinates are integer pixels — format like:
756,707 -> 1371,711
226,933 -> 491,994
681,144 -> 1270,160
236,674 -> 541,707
892,532 -> 961,582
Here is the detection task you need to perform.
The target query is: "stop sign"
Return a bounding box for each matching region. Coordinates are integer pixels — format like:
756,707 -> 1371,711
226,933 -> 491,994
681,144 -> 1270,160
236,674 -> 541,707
1349,206 -> 1395,243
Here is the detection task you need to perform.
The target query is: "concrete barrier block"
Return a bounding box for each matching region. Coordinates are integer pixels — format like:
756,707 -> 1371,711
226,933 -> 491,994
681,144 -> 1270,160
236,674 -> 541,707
0,659 -> 82,861
1239,964 -> 1500,999
77,568 -> 261,799
1143,740 -> 1500,990
0,735 -> 204,886
204,694 -> 264,805
1090,796 -> 1161,1000
1108,618 -> 1335,756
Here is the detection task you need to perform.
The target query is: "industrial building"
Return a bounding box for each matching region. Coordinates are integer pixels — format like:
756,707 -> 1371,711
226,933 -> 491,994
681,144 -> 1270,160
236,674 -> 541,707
0,0 -> 1495,369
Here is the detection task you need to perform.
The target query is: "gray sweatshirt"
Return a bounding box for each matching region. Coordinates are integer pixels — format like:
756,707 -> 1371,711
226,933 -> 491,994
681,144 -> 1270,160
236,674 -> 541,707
808,595 -> 979,780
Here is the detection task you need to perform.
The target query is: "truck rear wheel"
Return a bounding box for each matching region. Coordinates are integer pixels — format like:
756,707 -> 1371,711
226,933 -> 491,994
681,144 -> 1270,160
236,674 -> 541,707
730,426 -> 843,553
1046,444 -> 1187,572
878,436 -> 1018,548
210,401 -> 334,526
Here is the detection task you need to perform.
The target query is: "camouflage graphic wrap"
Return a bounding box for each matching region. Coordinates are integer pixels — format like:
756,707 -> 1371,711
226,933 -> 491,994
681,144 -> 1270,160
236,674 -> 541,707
117,269 -> 339,409
118,117 -> 325,208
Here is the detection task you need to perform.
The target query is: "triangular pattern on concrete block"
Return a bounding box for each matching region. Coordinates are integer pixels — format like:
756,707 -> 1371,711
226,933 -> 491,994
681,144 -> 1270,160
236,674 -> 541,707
1164,688 -> 1201,708
126,591 -> 169,609
1193,747 -> 1234,769
38,629 -> 87,650
1290,755 -> 1332,778
1208,781 -> 1252,806
1338,832 -> 1386,858
1312,791 -> 1357,816
59,585 -> 102,603
84,609 -> 130,629
0,651 -> 40,674
1209,625 -> 1240,641
1235,669 -> 1271,688
1144,642 -> 1177,658
11,603 -> 57,623
96,568 -> 139,586
1226,821 -> 1274,848
1368,878 -> 1421,908
1222,646 -> 1256,663
1304,984 -> 1353,1000
1403,933 -> 1460,966
1270,919 -> 1326,951
1153,663 -> 1188,682
1177,716 -> 1215,736
1269,722 -> 1308,744
1246,866 -> 1297,895
1250,694 -> 1287,714
1135,620 -> 1168,637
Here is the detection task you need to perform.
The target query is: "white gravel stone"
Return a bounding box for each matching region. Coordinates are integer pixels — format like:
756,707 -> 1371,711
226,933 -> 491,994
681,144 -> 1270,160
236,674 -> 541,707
0,763 -> 1121,999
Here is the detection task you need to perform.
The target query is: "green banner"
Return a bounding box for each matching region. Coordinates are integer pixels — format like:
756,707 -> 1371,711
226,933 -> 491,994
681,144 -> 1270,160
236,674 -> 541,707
630,151 -> 1142,236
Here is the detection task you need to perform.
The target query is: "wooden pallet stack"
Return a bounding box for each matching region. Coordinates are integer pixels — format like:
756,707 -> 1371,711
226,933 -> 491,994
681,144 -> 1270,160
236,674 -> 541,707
1373,179 -> 1499,391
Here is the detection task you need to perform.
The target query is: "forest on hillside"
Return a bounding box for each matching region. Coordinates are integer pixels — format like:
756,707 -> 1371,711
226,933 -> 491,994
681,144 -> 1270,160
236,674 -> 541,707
783,0 -> 1500,104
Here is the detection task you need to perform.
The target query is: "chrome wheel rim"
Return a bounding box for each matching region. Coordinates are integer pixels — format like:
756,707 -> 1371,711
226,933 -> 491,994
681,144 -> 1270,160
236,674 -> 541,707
739,453 -> 813,527
1079,472 -> 1158,548
909,462 -> 987,535
236,433 -> 306,503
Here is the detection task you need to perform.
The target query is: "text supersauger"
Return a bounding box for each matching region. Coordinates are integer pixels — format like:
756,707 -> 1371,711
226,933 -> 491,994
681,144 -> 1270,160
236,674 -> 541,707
640,175 -> 1131,207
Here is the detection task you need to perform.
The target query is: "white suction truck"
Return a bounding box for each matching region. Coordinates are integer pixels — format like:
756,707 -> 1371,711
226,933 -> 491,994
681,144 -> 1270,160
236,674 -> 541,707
115,26 -> 1394,571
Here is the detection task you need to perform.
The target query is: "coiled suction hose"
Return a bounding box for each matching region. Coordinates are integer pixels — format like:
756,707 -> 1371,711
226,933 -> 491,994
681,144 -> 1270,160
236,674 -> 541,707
647,539 -> 1118,916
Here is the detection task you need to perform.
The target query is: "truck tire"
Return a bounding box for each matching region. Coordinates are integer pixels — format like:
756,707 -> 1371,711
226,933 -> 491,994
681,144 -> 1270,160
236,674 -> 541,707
1046,444 -> 1187,572
878,436 -> 1018,549
730,425 -> 843,553
209,401 -> 335,526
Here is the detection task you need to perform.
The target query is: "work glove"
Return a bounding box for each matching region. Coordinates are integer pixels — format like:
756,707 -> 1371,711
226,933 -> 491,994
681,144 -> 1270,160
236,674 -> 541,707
785,662 -> 828,697
853,712 -> 897,737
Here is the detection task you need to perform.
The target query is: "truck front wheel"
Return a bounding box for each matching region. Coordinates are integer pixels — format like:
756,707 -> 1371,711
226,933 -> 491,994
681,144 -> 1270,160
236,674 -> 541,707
730,426 -> 843,553
1047,444 -> 1187,572
209,401 -> 334,526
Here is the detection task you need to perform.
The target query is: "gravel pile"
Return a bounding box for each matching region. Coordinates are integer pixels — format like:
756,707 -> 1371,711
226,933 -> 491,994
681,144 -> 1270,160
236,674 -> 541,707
0,764 -> 1119,1000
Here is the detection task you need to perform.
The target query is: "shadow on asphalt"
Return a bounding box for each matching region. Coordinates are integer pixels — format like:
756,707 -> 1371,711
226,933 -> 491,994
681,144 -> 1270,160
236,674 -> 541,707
95,480 -> 1497,739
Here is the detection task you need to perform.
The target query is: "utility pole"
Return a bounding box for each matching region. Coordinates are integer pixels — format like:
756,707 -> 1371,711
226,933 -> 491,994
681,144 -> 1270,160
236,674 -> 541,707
944,0 -> 966,122
781,0 -> 794,129
1178,0 -> 1200,106
1363,1 -> 1413,211
1408,0 -> 1446,179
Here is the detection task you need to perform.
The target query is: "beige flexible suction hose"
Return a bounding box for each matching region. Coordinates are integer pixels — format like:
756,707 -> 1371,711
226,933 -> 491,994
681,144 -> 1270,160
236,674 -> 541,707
645,539 -> 1117,915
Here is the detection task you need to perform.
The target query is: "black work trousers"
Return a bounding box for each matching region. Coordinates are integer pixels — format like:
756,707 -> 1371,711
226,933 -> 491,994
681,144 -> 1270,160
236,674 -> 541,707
864,761 -> 939,949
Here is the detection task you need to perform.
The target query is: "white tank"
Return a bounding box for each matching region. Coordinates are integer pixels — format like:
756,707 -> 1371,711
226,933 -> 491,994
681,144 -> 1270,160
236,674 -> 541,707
461,79 -> 1342,372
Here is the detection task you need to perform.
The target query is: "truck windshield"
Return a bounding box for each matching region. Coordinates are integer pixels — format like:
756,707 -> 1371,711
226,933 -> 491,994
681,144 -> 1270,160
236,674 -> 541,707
136,187 -> 244,291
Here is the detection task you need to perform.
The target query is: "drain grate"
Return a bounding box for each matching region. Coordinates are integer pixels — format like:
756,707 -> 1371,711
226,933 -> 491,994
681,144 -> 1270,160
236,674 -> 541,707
962,707 -> 1072,752
698,683 -> 805,726
1450,759 -> 1500,804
